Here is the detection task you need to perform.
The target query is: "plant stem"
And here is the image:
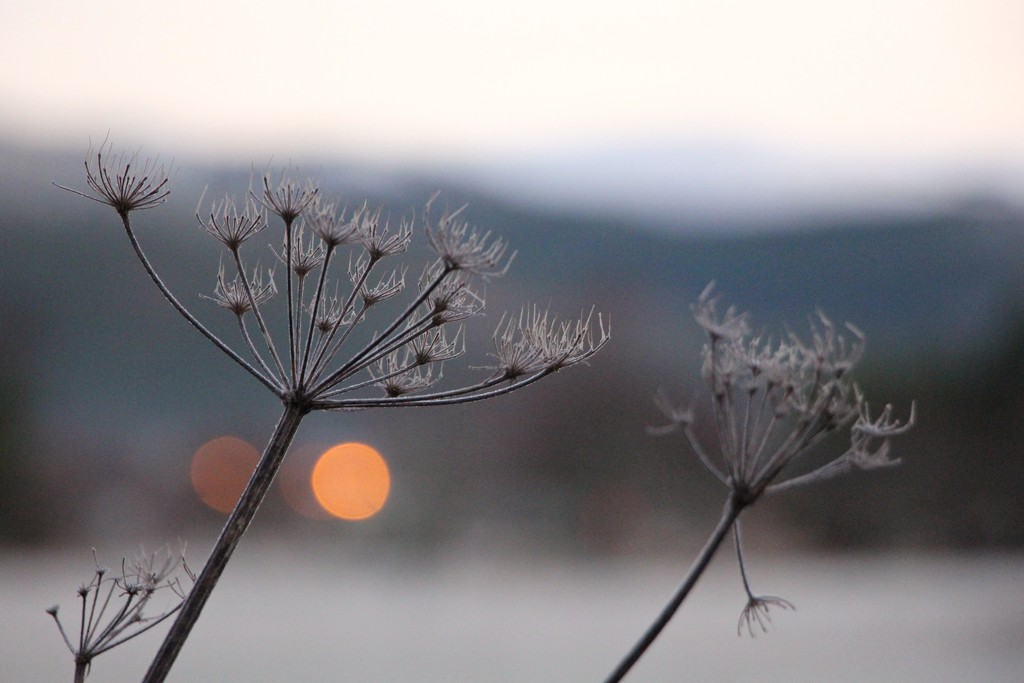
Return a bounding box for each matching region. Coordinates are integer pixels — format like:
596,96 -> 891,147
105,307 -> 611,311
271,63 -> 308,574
74,660 -> 88,683
602,493 -> 745,683
142,402 -> 306,683
117,213 -> 283,396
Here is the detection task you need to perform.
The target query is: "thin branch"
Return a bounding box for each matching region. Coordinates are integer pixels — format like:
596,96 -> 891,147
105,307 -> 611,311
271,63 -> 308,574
304,255 -> 377,385
236,317 -> 279,387
312,371 -> 544,409
298,244 -> 335,387
603,494 -> 745,683
142,403 -> 306,683
118,213 -> 283,396
231,250 -> 288,386
310,263 -> 451,394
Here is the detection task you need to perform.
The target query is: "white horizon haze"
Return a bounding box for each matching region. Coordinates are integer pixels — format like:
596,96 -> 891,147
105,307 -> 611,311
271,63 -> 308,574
2,0 -> 1022,220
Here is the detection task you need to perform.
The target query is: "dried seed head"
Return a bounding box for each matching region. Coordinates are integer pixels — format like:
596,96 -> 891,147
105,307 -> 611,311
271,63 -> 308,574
63,146 -> 608,416
417,264 -> 485,325
488,306 -> 609,379
197,195 -> 265,251
57,143 -> 170,216
533,307 -> 608,371
360,267 -> 406,307
693,282 -> 749,342
681,284 -> 913,499
203,263 -> 276,316
49,547 -> 192,670
788,311 -> 865,379
848,400 -> 916,469
371,351 -> 439,397
257,172 -> 318,224
307,200 -> 364,248
426,204 -> 514,277
360,212 -> 412,260
311,285 -> 355,333
737,595 -> 795,638
408,327 -> 465,365
275,225 -> 326,279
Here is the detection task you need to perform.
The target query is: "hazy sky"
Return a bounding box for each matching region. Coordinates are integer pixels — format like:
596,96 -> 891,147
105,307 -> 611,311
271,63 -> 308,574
2,0 -> 1022,165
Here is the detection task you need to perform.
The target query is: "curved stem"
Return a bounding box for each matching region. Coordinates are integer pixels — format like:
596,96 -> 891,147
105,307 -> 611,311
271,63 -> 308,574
118,213 -> 283,397
602,494 -> 745,683
315,312 -> 435,394
734,520 -> 755,598
142,403 -> 306,683
312,264 -> 450,395
284,218 -> 297,385
298,244 -> 335,387
231,250 -> 287,386
236,317 -> 278,388
312,370 -> 542,410
304,263 -> 373,387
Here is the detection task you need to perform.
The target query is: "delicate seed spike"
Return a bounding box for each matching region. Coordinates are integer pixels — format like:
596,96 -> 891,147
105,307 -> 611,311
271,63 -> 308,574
55,142 -> 171,216
256,171 -> 318,223
197,195 -> 265,251
425,202 -> 515,277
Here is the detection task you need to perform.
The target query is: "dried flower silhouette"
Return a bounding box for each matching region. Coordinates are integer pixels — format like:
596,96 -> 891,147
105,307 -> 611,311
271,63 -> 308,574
47,548 -> 192,683
733,522 -> 793,637
56,143 -> 607,683
604,283 -> 913,683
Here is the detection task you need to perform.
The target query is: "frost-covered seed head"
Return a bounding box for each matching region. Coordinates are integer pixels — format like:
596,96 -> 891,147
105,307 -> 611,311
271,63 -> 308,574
276,225 -> 326,279
197,195 -> 265,251
204,264 -> 276,316
56,144 -> 171,216
426,204 -> 514,278
258,173 -> 318,224
360,212 -> 412,260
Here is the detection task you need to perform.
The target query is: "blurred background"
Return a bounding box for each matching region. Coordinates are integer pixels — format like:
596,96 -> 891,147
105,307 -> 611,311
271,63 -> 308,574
2,1 -> 1024,680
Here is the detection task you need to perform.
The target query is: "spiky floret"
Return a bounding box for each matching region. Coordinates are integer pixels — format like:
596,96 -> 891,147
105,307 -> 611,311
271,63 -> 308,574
55,143 -> 170,216
652,284 -> 914,636
196,195 -> 266,251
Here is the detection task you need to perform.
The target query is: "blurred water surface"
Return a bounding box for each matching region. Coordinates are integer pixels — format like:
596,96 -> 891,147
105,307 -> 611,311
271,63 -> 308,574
6,545 -> 1022,682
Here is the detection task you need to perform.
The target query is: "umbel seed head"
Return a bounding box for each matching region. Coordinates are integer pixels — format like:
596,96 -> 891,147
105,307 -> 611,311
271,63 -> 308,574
55,142 -> 170,216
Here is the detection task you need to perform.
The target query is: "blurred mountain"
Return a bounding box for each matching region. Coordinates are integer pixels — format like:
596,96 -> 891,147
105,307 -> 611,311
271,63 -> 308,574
447,139 -> 1024,230
3,143 -> 1024,551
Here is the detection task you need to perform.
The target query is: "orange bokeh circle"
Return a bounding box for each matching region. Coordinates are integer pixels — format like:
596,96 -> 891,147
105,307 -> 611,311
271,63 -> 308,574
190,436 -> 260,514
311,443 -> 390,520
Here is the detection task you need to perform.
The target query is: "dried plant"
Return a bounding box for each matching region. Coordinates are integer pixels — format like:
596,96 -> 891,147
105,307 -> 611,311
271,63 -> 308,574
47,548 -> 192,683
603,283 -> 913,682
56,143 -> 607,682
